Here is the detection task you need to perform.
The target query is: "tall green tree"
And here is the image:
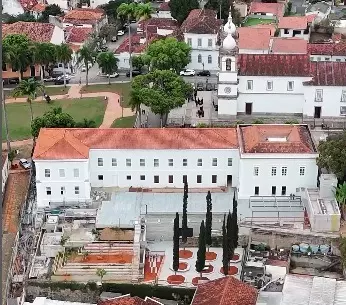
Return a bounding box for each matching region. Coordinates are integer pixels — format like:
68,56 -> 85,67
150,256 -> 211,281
143,37 -> 191,73
335,182 -> 346,218
195,220 -> 206,278
169,0 -> 200,24
205,191 -> 212,251
75,118 -> 97,128
77,45 -> 96,86
182,181 -> 189,249
55,43 -> 73,88
132,56 -> 145,72
173,212 -> 180,275
12,78 -> 44,124
231,193 -> 239,249
135,2 -> 154,49
130,69 -> 193,127
6,12 -> 36,23
33,42 -> 57,82
222,214 -> 228,276
97,51 -> 119,84
226,211 -> 234,265
39,4 -> 64,22
204,0 -> 230,21
100,0 -> 128,23
317,132 -> 346,182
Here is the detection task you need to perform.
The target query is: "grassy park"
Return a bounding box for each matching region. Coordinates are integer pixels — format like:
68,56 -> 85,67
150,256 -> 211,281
242,17 -> 276,27
111,115 -> 136,128
2,97 -> 106,141
5,86 -> 71,98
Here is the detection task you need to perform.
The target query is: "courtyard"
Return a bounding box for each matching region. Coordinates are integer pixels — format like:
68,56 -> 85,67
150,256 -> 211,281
242,18 -> 276,27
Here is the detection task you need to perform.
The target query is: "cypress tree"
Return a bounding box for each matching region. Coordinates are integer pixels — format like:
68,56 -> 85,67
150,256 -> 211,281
182,181 -> 188,248
222,214 -> 228,276
226,211 -> 235,264
173,212 -> 180,275
232,193 -> 239,249
195,220 -> 206,278
205,191 -> 213,251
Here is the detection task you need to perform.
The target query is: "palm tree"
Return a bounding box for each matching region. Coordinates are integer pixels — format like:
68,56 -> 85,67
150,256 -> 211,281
9,44 -> 33,81
117,2 -> 138,81
34,42 -> 56,82
129,86 -> 142,128
136,3 -> 154,50
55,43 -> 73,88
97,52 -> 119,85
96,268 -> 107,283
12,78 -> 44,124
77,45 -> 96,86
76,118 -> 96,128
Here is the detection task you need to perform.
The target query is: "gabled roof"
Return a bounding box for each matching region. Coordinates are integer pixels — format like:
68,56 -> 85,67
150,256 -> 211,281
63,8 -> 105,25
238,125 -> 316,154
33,128 -> 239,160
249,2 -> 285,18
250,24 -> 276,36
271,38 -> 308,54
18,0 -> 38,11
65,27 -> 93,43
305,61 -> 346,86
191,276 -> 258,305
238,27 -> 271,50
278,16 -> 308,29
138,18 -> 178,34
30,3 -> 46,12
237,54 -> 311,76
158,1 -> 170,11
180,9 -> 222,34
307,42 -> 346,56
114,33 -> 161,54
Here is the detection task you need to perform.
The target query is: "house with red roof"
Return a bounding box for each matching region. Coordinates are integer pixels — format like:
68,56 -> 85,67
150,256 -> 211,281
137,18 -> 178,36
248,2 -> 285,20
238,27 -> 272,54
308,41 -> 346,62
278,16 -> 311,41
156,1 -> 173,19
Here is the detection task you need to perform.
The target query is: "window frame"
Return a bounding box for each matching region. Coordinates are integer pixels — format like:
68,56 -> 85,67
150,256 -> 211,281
287,81 -> 294,91
126,159 -> 132,167
212,158 -> 218,167
168,175 -> 173,183
197,38 -> 202,47
228,158 -> 233,166
197,54 -> 202,63
97,158 -> 103,166
212,175 -> 217,183
140,175 -> 145,181
187,38 -> 192,46
45,169 -> 51,178
315,89 -> 323,102
74,186 -> 80,195
197,159 -> 203,167
154,175 -> 159,183
59,169 -> 65,178
299,166 -> 306,176
254,186 -> 259,195
98,175 -> 104,181
154,159 -> 159,167
246,80 -> 253,90
266,81 -> 273,91
61,186 -> 65,195
112,158 -> 117,166
168,159 -> 174,166
271,167 -> 277,176
46,187 -> 52,195
73,168 -> 79,178
140,159 -> 145,167
183,159 -> 188,167
281,167 -> 287,176
281,186 -> 287,195
207,55 -> 212,64
208,38 -> 212,47
254,166 -> 259,176
197,175 -> 202,184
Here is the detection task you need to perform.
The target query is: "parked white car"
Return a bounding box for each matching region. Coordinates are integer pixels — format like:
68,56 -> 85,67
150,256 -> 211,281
81,62 -> 93,72
19,158 -> 31,170
180,69 -> 195,76
117,30 -> 125,36
98,72 -> 119,78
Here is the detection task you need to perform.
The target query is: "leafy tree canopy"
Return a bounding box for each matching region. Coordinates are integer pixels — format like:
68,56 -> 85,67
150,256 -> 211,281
5,12 -> 36,23
169,0 -> 199,24
3,34 -> 30,47
205,0 -> 231,22
39,4 -> 64,22
143,37 -> 191,73
100,0 -> 128,22
317,132 -> 346,182
99,24 -> 118,41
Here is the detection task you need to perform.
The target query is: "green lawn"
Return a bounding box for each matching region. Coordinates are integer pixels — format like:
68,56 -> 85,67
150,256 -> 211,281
2,97 -> 106,141
5,86 -> 71,98
81,83 -> 131,107
242,18 -> 276,27
111,115 -> 136,128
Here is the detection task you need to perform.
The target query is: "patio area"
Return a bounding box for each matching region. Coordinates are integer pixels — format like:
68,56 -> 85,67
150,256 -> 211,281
242,17 -> 276,27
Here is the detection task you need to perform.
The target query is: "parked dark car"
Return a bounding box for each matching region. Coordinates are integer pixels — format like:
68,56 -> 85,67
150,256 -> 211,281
126,70 -> 142,77
197,82 -> 204,91
206,83 -> 213,91
54,75 -> 70,85
197,70 -> 211,77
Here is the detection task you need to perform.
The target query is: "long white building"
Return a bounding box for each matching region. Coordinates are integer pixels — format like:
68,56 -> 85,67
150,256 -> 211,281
33,125 -> 318,208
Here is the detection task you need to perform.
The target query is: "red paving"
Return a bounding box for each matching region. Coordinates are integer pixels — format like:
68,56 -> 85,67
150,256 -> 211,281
206,251 -> 217,261
179,249 -> 193,259
167,274 -> 185,285
201,264 -> 214,274
70,253 -> 133,264
143,255 -> 164,281
220,266 -> 238,275
178,262 -> 188,270
231,254 -> 240,261
192,276 -> 210,286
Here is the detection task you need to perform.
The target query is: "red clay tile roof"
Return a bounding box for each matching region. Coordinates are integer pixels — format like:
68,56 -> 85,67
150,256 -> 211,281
33,128 -> 239,160
238,125 -> 316,154
250,24 -> 276,36
278,16 -> 308,29
2,22 -> 55,43
63,8 -> 105,25
65,27 -> 93,43
69,44 -> 82,52
305,61 -> 346,86
19,0 -> 38,11
271,38 -> 308,54
138,18 -> 178,34
114,33 -> 161,54
307,42 -> 346,56
306,14 -> 317,23
237,54 -> 311,76
31,3 -> 46,12
180,9 -> 222,34
238,27 -> 271,50
191,276 -> 258,305
99,296 -> 162,305
159,1 -> 170,11
249,2 -> 285,18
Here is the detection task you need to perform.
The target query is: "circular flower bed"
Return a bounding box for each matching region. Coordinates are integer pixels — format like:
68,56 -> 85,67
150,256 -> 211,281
192,277 -> 210,286
179,249 -> 193,259
201,264 -> 214,274
167,274 -> 185,285
230,253 -> 240,262
220,266 -> 238,275
179,262 -> 188,271
205,251 -> 217,261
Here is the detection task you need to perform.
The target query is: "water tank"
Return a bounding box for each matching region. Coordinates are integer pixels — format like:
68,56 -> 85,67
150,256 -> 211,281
319,174 -> 338,198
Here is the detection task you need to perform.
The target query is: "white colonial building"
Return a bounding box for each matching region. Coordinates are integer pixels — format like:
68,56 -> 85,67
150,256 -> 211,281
33,125 -> 318,207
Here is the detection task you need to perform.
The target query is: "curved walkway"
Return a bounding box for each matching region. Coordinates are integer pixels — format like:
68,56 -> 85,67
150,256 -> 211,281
2,85 -> 134,149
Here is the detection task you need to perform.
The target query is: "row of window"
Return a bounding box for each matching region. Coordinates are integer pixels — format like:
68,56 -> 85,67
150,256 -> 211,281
97,158 -> 233,167
254,186 -> 287,196
310,56 -> 346,62
315,89 -> 346,102
187,38 -> 213,48
46,186 -> 80,196
246,80 -> 295,91
45,168 -> 79,178
253,166 -> 305,176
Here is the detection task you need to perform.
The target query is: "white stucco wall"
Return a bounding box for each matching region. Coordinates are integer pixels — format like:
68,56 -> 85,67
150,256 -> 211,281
238,154 -> 318,199
2,156 -> 9,194
50,26 -> 65,45
239,49 -> 269,54
279,29 -> 310,40
46,0 -> 69,11
310,55 -> 346,62
156,11 -> 173,19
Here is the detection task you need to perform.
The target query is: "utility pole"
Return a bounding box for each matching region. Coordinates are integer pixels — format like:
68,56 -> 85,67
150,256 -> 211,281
128,17 -> 133,81
2,83 -> 11,152
219,0 -> 222,20
121,93 -> 124,118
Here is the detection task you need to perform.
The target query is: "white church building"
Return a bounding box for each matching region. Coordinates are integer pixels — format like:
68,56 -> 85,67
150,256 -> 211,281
217,14 -> 346,120
33,125 -> 318,208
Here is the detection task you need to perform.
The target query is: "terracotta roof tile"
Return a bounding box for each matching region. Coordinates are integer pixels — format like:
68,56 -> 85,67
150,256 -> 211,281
250,24 -> 276,36
114,33 -> 161,54
249,2 -> 285,18
63,8 -> 105,25
271,38 -> 308,54
180,9 -> 222,34
306,61 -> 346,86
31,3 -> 46,12
99,296 -> 163,305
65,27 -> 93,43
307,42 -> 346,56
306,14 -> 317,23
278,16 -> 308,29
18,0 -> 38,11
2,22 -> 55,43
138,18 -> 178,34
238,27 -> 271,50
191,276 -> 258,305
159,1 -> 170,11
239,125 -> 316,154
237,54 -> 311,76
33,128 -> 239,160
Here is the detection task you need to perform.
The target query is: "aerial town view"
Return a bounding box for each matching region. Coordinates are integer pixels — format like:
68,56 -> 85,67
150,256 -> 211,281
1,0 -> 346,304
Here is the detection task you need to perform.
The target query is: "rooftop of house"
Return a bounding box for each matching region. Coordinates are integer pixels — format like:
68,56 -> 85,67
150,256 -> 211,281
18,0 -> 38,11
238,125 -> 317,154
65,27 -> 93,44
278,16 -> 308,29
138,18 -> 178,33
2,21 -> 55,43
249,24 -> 276,36
63,8 -> 105,25
237,54 -> 311,76
305,61 -> 346,86
249,2 -> 285,18
307,42 -> 346,56
238,27 -> 271,50
30,3 -> 46,12
306,1 -> 331,14
191,276 -> 258,305
306,13 -> 318,23
271,38 -> 308,54
158,1 -> 170,11
114,33 -> 161,54
33,128 -> 239,160
180,9 -> 222,34
99,295 -> 163,305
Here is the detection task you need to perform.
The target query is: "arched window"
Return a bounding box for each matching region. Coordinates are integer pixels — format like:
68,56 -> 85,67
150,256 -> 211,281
208,55 -> 212,64
226,58 -> 232,70
198,54 -> 202,63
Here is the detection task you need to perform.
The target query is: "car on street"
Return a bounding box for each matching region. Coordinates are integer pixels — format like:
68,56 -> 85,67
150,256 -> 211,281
98,72 -> 119,78
44,76 -> 56,82
180,69 -> 195,76
81,62 -> 93,72
19,158 -> 31,170
126,70 -> 142,77
197,70 -> 211,77
197,82 -> 204,91
206,83 -> 213,91
54,75 -> 71,85
117,30 -> 125,36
